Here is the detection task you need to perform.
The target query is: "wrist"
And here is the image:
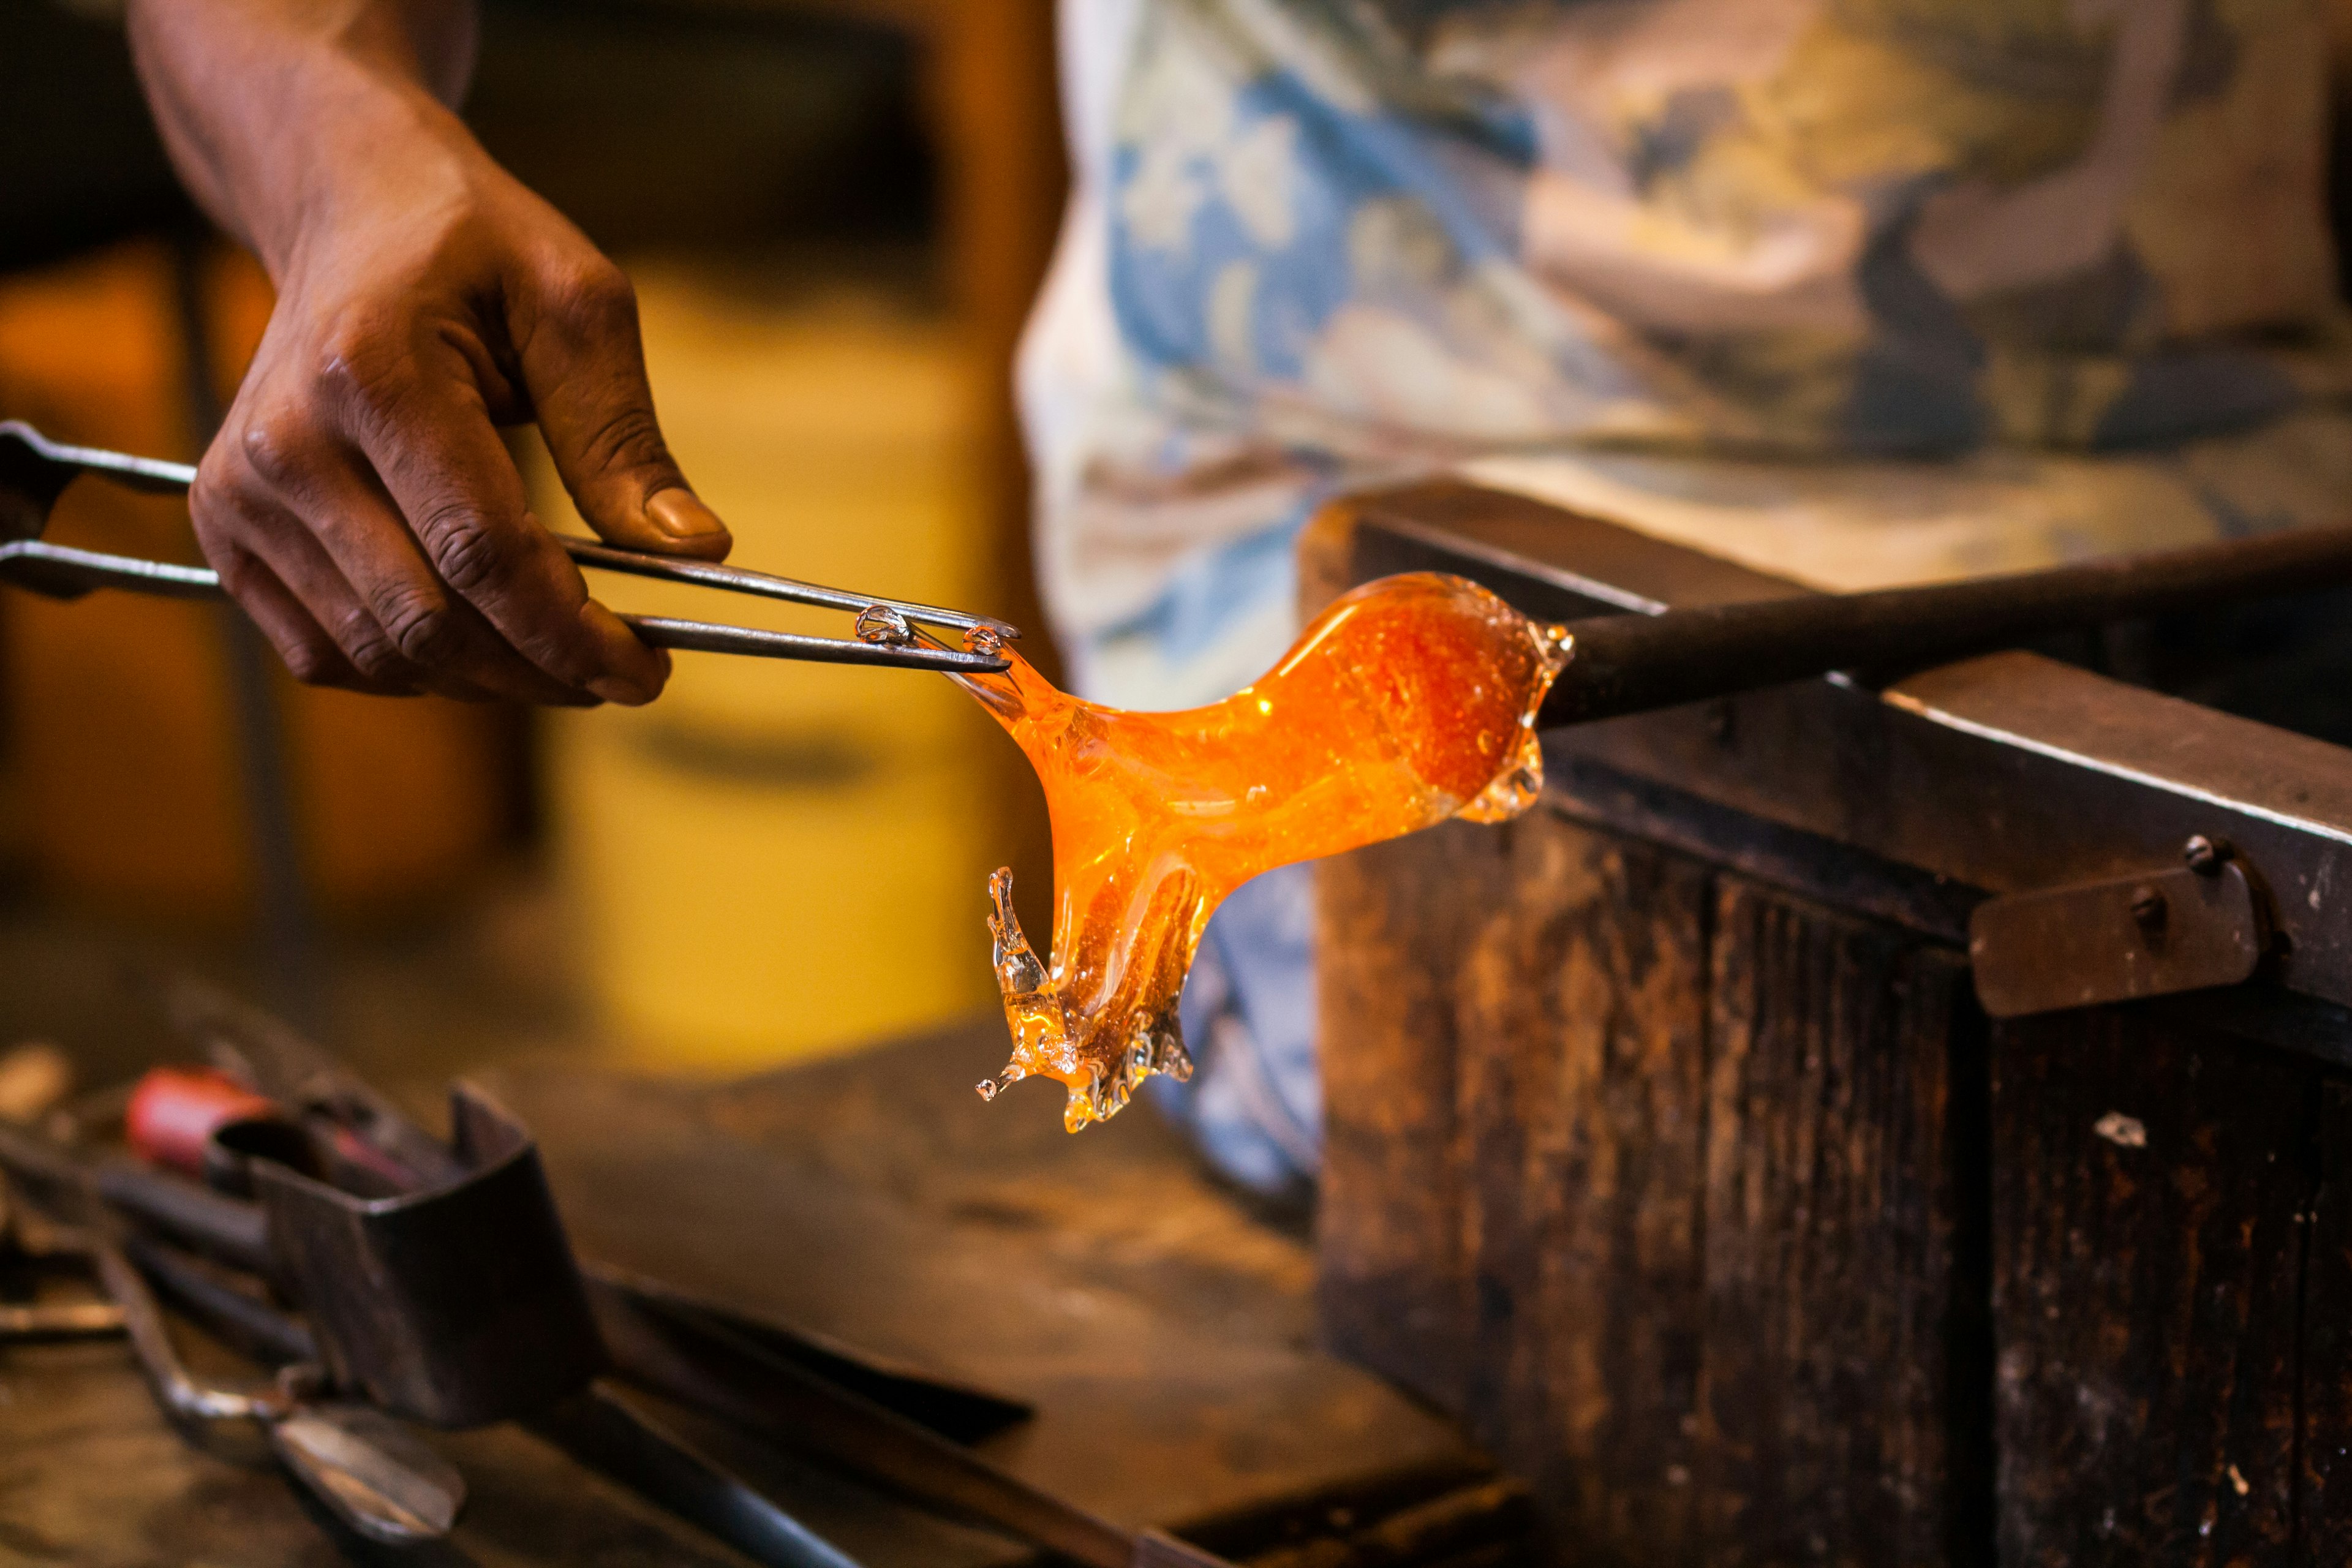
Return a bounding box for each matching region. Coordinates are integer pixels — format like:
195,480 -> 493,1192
268,68 -> 482,280
127,1 -> 483,279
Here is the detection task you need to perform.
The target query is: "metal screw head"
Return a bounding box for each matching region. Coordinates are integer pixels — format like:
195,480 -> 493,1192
2130,885 -> 2168,933
2184,835 -> 2230,874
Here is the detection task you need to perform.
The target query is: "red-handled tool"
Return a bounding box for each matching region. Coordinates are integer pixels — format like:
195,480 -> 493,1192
126,1060 -> 418,1198
124,1067 -> 280,1175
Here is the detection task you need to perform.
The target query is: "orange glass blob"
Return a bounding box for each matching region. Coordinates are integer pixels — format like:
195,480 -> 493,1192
956,571 -> 1569,1131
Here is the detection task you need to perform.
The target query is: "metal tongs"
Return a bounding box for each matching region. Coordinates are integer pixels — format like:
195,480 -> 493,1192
0,420 -> 1014,676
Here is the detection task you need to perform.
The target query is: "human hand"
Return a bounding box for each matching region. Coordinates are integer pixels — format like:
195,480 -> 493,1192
133,5 -> 728,703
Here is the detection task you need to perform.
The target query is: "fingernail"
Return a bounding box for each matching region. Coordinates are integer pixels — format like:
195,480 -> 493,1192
589,676 -> 658,707
646,488 -> 728,543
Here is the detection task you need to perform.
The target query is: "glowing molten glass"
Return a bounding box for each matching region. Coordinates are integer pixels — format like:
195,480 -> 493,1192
956,572 -> 1569,1131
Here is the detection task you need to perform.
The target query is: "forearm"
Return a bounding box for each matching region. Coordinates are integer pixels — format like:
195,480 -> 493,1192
119,0 -> 723,709
125,0 -> 481,275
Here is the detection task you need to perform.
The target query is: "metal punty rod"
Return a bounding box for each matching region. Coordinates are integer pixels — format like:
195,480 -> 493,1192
1541,519 -> 2352,728
0,421 -> 1014,677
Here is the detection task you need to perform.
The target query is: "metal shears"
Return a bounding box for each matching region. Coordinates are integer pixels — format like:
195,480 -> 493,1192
0,420 -> 1014,676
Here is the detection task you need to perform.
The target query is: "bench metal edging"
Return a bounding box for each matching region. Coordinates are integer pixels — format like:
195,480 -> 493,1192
1335,482 -> 2352,1046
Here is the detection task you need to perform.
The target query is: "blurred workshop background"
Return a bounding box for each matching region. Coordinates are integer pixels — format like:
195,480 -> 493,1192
0,0 -> 1063,1087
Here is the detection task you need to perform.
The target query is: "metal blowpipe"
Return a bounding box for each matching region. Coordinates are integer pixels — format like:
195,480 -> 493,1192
1539,521 -> 2352,729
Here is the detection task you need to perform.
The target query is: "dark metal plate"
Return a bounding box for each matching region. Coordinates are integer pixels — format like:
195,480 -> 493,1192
1970,862 -> 2265,1019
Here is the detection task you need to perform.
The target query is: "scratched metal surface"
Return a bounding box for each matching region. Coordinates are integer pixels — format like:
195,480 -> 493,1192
0,1017 -> 1470,1566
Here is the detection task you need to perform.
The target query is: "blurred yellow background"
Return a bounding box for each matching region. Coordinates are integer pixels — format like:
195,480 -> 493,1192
524,270 -> 1006,1068
0,243 -> 512,924
0,0 -> 1063,1081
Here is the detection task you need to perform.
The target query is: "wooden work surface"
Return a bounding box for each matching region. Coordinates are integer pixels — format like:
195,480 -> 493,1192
1308,483 -> 2352,1564
0,1019 -> 1475,1566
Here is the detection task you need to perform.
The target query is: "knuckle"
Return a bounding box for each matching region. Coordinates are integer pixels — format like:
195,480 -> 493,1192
579,402 -> 672,478
336,611 -> 411,683
187,464 -> 234,532
191,435 -> 267,524
417,501 -> 513,597
312,308 -> 415,423
235,416 -> 308,493
373,579 -> 461,666
279,633 -> 342,687
546,256 -> 636,330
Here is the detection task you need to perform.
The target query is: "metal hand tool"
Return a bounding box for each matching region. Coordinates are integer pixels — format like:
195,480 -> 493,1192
2,981 -> 1241,1567
589,1265 -> 1231,1568
0,1076 -> 605,1427
160,976 -> 465,1189
0,420 -> 1014,675
86,1223 -> 468,1547
0,1174 -> 124,1340
140,985 -> 1236,1568
5,1062 -> 1016,1567
153,973 -> 1033,1436
0,1166 -> 466,1544
0,1106 -> 858,1565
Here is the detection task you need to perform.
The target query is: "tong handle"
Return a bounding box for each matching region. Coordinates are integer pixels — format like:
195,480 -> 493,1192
0,539 -> 1006,673
1,420 -> 1016,649
0,420 -> 197,510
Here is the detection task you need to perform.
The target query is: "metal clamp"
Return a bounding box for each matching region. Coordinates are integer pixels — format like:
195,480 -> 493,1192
1970,836 -> 2272,1019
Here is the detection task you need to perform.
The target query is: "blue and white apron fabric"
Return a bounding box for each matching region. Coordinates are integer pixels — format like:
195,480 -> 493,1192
1019,0 -> 2352,1195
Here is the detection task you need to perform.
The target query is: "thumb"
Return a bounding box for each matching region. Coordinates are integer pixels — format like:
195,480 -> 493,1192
519,257 -> 732,560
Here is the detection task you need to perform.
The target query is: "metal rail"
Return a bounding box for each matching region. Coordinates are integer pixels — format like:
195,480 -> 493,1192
1342,483 -> 2352,1042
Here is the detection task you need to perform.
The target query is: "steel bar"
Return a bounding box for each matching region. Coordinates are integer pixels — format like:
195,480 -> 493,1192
122,1234 -> 317,1366
0,1120 -> 277,1280
1346,482 -> 2352,1035
0,538 -> 222,599
0,420 -> 196,501
530,1382 -> 867,1568
619,614 -> 1011,673
0,540 -> 1007,673
587,1273 -> 1146,1568
1540,521 -> 2352,727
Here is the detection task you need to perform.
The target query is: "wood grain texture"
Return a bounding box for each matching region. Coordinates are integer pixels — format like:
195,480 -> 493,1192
1306,475 -> 2352,1566
1318,816 -> 1507,1412
1319,812 -> 1981,1565
1990,1012 -> 2314,1566
2299,1077 -> 2352,1564
1452,810 -> 1713,1561
1696,883 -> 1985,1566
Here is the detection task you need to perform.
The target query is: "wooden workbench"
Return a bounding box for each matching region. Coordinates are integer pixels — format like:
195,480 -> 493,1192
0,1020 -> 1498,1566
1308,483 -> 2352,1567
